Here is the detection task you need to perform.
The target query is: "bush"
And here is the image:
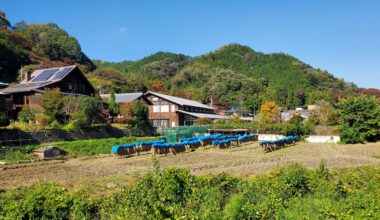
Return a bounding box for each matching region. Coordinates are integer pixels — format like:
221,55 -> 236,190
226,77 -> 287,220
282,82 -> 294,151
1,164 -> 380,219
35,114 -> 50,127
0,112 -> 10,127
337,95 -> 380,143
17,108 -> 35,123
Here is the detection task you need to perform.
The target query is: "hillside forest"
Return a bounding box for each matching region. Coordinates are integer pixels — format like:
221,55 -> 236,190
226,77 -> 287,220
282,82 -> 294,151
1,10 -> 378,112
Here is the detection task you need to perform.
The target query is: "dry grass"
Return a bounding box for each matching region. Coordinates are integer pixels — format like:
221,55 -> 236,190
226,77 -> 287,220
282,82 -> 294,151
1,142 -> 379,194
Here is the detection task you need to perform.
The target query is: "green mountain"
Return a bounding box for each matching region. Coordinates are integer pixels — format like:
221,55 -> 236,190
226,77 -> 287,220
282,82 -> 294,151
93,44 -> 356,109
0,11 -> 94,83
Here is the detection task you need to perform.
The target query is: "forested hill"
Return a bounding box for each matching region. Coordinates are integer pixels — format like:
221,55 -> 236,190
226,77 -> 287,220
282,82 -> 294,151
0,11 -> 94,83
93,44 -> 357,109
0,10 -> 357,109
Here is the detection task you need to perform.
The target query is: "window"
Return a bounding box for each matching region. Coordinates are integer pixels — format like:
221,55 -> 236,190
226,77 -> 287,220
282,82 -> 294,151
152,97 -> 158,101
153,105 -> 160,112
151,119 -> 169,128
161,105 -> 169,112
184,115 -> 196,126
171,105 -> 176,112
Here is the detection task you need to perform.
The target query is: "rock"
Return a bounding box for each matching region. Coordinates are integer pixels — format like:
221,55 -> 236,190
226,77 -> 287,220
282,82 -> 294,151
0,161 -> 6,165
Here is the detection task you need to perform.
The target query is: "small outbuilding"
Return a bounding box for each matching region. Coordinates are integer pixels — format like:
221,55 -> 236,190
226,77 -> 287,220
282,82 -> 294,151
33,146 -> 62,159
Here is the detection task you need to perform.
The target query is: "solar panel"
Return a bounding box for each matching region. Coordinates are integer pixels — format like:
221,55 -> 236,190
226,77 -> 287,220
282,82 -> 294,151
32,69 -> 58,82
52,67 -> 73,80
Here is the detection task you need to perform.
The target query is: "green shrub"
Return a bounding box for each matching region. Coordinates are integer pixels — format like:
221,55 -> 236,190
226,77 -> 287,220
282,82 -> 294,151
17,108 -> 35,123
337,95 -> 380,143
1,164 -> 380,219
0,112 -> 10,127
0,150 -> 31,163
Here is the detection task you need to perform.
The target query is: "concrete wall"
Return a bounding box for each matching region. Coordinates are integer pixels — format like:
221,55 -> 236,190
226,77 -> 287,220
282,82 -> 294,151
258,134 -> 340,143
258,134 -> 285,141
305,135 -> 340,143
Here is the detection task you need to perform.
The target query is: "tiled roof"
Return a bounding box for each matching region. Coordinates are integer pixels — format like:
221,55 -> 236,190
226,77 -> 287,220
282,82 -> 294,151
100,93 -> 144,103
146,91 -> 214,110
177,110 -> 229,119
0,66 -> 76,94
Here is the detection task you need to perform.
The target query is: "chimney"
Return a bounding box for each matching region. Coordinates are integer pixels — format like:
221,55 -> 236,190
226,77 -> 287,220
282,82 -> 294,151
24,70 -> 32,82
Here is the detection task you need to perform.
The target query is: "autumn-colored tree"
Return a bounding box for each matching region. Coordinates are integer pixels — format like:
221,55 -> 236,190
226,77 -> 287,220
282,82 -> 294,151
259,101 -> 280,124
119,102 -> 134,123
148,80 -> 169,93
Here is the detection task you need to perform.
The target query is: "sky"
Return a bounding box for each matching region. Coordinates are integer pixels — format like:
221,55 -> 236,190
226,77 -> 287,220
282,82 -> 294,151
2,0 -> 380,88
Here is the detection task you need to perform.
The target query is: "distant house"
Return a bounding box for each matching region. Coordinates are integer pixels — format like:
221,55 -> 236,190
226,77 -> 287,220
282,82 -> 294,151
100,92 -> 149,105
224,108 -> 254,121
0,66 -> 96,120
281,106 -> 317,121
145,91 -> 228,128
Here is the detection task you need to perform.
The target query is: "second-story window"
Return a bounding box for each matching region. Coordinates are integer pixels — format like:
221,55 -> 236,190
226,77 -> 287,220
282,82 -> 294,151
153,105 -> 160,112
161,105 -> 169,112
171,105 -> 176,112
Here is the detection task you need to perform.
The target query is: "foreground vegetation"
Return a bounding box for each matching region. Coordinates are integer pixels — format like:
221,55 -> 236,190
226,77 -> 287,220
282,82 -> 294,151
0,161 -> 379,219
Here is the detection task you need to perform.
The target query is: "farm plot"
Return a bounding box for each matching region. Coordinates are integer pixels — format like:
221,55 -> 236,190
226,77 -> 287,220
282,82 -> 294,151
1,142 -> 380,192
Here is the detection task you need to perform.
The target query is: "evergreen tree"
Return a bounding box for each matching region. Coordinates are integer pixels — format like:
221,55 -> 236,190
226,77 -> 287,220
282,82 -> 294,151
108,91 -> 119,117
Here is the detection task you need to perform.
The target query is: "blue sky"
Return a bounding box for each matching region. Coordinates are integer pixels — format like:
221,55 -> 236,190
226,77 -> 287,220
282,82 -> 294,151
2,0 -> 380,88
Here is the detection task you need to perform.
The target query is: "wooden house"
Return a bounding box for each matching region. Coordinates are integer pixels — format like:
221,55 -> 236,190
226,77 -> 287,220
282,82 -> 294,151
0,66 -> 96,120
144,91 -> 228,129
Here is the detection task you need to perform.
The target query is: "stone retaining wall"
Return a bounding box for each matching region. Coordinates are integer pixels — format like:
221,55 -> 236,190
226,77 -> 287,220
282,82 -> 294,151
0,127 -> 130,145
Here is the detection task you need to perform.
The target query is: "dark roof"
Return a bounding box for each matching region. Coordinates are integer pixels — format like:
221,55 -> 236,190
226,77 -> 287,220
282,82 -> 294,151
145,91 -> 214,110
0,65 -> 79,95
225,109 -> 250,114
0,82 -> 8,88
100,93 -> 144,103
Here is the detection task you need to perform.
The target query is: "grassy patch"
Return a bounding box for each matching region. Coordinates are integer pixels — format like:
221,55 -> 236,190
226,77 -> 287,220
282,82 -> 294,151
0,150 -> 32,163
372,155 -> 380,160
52,136 -> 159,156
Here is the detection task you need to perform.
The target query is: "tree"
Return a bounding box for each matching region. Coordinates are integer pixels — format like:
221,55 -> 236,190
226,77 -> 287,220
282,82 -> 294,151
0,11 -> 11,29
13,20 -> 28,31
62,96 -> 104,127
41,88 -> 64,120
337,95 -> 380,143
120,101 -> 150,136
108,91 -> 119,117
148,80 -> 169,93
259,101 -> 280,124
18,107 -> 35,123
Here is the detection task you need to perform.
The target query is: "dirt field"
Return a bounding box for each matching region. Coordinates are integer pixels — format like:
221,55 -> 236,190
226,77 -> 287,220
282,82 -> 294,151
1,142 -> 380,192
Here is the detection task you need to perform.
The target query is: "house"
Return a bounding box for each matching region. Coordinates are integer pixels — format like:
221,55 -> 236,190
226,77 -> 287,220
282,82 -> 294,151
100,92 -> 150,104
0,66 -> 96,120
145,91 -> 228,128
280,105 -> 317,122
224,108 -> 254,121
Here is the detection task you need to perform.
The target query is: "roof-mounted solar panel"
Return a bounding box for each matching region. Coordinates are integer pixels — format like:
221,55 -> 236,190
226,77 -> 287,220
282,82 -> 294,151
32,69 -> 59,82
52,67 -> 74,80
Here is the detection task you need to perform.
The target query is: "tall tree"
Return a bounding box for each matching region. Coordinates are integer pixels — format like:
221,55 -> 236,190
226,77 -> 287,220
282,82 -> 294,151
337,95 -> 380,143
108,91 -> 119,117
0,11 -> 11,29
